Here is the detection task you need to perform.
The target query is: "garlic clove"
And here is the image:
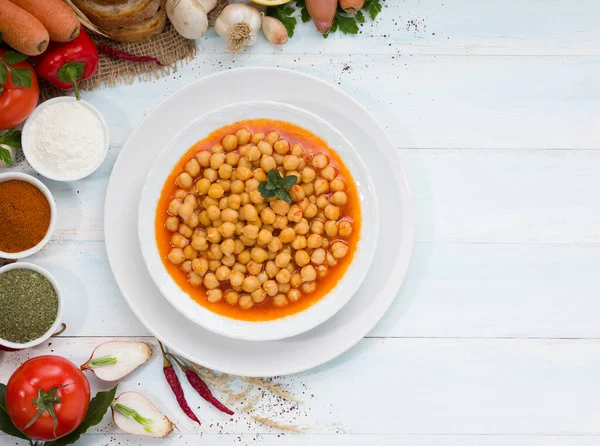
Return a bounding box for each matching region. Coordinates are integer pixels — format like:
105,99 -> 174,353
81,341 -> 152,381
111,392 -> 175,438
262,15 -> 288,45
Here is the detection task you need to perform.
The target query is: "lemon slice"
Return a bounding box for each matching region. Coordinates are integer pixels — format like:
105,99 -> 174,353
251,0 -> 292,6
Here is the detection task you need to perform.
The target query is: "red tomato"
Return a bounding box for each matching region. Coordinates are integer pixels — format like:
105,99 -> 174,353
6,356 -> 91,441
0,48 -> 40,130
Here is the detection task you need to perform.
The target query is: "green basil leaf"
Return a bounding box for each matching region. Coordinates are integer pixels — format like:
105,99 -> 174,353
0,64 -> 8,86
258,181 -> 276,199
45,385 -> 118,446
267,169 -> 283,186
0,129 -> 22,148
10,68 -> 32,88
281,175 -> 298,190
0,147 -> 13,166
275,188 -> 292,203
0,383 -> 30,440
3,51 -> 27,65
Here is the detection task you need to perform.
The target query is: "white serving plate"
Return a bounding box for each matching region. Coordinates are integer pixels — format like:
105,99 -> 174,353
138,101 -> 379,341
105,67 -> 414,377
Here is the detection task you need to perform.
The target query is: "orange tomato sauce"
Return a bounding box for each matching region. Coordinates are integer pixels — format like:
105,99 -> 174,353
155,119 -> 361,321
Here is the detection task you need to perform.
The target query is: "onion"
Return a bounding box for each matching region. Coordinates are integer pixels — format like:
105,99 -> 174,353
306,0 -> 337,33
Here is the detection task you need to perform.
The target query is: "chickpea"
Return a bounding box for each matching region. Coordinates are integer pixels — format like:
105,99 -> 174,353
339,221 -> 353,237
304,203 -> 318,219
222,134 -> 238,152
313,153 -> 329,168
239,192 -> 250,206
257,229 -> 273,245
293,250 -> 310,267
222,254 -> 236,267
218,209 -> 236,224
274,153 -> 284,166
291,235 -> 307,250
257,271 -> 268,284
288,289 -> 302,302
249,190 -> 264,204
224,151 -> 239,166
301,281 -> 317,294
324,204 -> 341,221
177,172 -> 193,189
227,269 -> 243,287
196,150 -> 211,167
219,222 -> 237,240
207,227 -> 222,244
189,271 -> 202,287
208,260 -> 221,273
265,260 -> 280,278
329,192 -> 347,207
206,183 -> 223,200
257,140 -> 273,157
291,143 -> 304,156
284,185 -> 303,203
168,248 -> 185,264
287,205 -> 303,223
168,200 -> 182,218
267,237 -> 283,253
311,248 -> 326,265
224,195 -> 239,211
238,249 -> 251,264
165,216 -> 180,233
202,197 -> 218,210
317,264 -> 328,278
182,157 -> 200,176
198,210 -> 211,227
274,252 -> 291,268
265,131 -> 279,145
193,178 -> 208,195
326,251 -> 338,267
276,269 -> 291,284
328,177 -> 344,191
202,272 -> 218,289
290,272 -> 302,287
252,132 -> 265,145
238,224 -> 257,239
242,276 -> 260,293
231,179 -> 245,194
254,168 -> 267,182
294,220 -> 310,235
316,195 -> 330,210
279,227 -> 296,244
180,260 -> 193,273
331,241 -> 349,259
174,189 -> 187,200
300,167 -> 315,183
242,204 -> 258,222
205,289 -> 222,303
207,244 -> 223,260
171,233 -> 187,249
259,208 -> 275,225
215,163 -> 232,180
314,178 -> 330,196
185,213 -> 200,229
321,165 -> 336,181
273,139 -> 290,155
204,205 -> 219,221
271,200 -> 290,216
235,129 -> 251,145
251,288 -> 267,303
184,245 -> 198,260
281,155 -> 299,171
245,145 -> 261,162
235,221 -> 245,236
251,247 -> 269,263
191,257 -> 208,276
324,220 -> 339,237
302,183 -> 315,197
178,202 -> 194,220
211,144 -> 224,154
225,290 -> 239,305
204,168 -> 218,182
239,294 -> 254,310
236,166 -> 253,181
233,239 -> 245,255
214,264 -> 230,281
260,155 -> 276,172
273,294 -> 289,307
300,265 -> 317,282
247,261 -> 263,276
232,262 -> 247,274
303,234 -> 320,249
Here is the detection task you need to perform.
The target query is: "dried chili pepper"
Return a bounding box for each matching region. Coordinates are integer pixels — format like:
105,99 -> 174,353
97,43 -> 164,67
168,353 -> 234,416
158,342 -> 200,425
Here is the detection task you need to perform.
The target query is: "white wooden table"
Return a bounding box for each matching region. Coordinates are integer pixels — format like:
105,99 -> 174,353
3,1 -> 600,444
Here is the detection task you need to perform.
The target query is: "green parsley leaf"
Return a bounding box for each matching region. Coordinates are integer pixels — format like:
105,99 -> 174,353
10,67 -> 32,88
267,4 -> 298,38
0,64 -> 7,86
3,51 -> 27,65
296,0 -> 310,23
0,147 -> 13,166
355,10 -> 366,23
0,129 -> 22,148
364,0 -> 382,20
335,13 -> 359,35
275,188 -> 292,203
260,170 -> 296,202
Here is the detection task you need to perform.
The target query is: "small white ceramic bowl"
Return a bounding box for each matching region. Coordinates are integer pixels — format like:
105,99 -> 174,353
0,172 -> 57,259
0,262 -> 63,350
22,96 -> 109,181
139,101 -> 380,341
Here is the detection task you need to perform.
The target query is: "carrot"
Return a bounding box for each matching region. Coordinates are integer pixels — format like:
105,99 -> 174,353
0,0 -> 49,55
9,0 -> 80,42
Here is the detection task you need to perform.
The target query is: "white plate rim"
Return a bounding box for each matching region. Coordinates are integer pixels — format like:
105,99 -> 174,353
137,100 -> 380,341
105,67 -> 415,377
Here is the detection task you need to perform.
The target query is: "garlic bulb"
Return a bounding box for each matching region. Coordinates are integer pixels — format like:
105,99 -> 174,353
166,0 -> 217,39
214,3 -> 262,52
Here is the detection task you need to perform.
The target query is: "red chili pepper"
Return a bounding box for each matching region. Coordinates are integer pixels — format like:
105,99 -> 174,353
158,342 -> 200,425
97,43 -> 164,67
168,353 -> 234,416
32,29 -> 98,100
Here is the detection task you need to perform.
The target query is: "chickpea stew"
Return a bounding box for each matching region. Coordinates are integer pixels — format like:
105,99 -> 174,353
155,120 -> 361,321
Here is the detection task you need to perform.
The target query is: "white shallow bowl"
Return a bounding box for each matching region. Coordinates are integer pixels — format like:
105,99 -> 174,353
0,262 -> 63,350
139,101 -> 379,341
22,96 -> 109,181
0,172 -> 56,259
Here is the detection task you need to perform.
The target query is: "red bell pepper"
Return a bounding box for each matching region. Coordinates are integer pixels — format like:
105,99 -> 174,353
33,29 -> 98,100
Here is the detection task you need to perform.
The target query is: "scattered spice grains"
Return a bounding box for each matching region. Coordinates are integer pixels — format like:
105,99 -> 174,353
0,269 -> 58,343
0,180 -> 51,253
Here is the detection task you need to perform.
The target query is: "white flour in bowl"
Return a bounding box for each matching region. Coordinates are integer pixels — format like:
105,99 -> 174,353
26,101 -> 106,179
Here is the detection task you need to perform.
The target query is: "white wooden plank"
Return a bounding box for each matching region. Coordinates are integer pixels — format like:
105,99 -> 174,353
79,55 -> 600,149
2,338 -> 600,439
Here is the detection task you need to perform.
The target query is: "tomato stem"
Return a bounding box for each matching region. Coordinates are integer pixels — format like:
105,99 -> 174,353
23,383 -> 72,439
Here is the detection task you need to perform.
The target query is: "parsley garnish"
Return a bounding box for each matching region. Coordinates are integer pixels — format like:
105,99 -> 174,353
0,129 -> 21,167
267,0 -> 382,39
258,170 -> 298,204
0,35 -> 32,88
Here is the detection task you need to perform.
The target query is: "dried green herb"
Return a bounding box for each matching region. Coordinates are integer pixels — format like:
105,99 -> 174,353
0,269 -> 58,344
